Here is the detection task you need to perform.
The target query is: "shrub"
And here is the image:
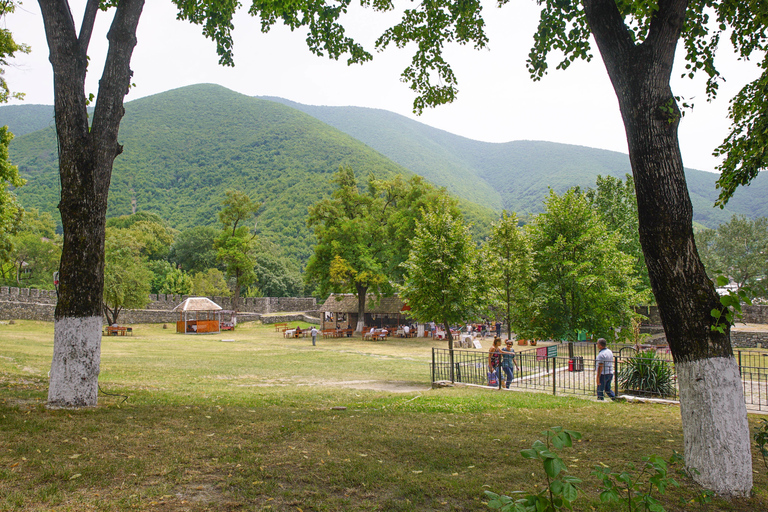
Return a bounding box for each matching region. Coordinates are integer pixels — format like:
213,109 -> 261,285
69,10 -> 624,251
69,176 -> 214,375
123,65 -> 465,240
618,351 -> 675,398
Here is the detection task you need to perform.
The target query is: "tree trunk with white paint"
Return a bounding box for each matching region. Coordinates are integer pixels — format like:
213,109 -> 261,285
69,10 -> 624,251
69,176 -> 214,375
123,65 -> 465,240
583,0 -> 752,495
355,283 -> 368,334
678,357 -> 751,495
39,0 -> 145,408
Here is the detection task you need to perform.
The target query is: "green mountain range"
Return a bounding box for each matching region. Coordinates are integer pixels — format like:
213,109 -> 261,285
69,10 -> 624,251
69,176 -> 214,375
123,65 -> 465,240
3,83 -> 766,265
3,85 -> 494,263
263,96 -> 768,227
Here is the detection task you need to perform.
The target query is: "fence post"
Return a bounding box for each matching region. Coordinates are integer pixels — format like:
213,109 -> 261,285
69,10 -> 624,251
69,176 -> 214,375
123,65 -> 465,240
738,350 -> 742,378
553,356 -> 557,396
432,347 -> 435,383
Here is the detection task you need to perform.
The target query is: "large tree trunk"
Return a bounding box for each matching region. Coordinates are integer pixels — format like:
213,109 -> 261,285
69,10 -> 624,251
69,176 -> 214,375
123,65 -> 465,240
584,0 -> 751,495
40,0 -> 145,408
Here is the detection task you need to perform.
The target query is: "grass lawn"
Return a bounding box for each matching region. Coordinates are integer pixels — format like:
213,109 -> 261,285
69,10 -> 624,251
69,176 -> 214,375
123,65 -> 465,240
1,320 -> 767,511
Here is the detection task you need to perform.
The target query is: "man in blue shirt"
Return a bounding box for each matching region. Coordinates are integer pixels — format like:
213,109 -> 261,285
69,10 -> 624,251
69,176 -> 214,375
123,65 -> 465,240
595,338 -> 615,400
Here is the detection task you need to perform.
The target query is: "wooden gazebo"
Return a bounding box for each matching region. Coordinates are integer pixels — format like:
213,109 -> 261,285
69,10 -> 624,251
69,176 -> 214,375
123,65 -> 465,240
173,297 -> 222,334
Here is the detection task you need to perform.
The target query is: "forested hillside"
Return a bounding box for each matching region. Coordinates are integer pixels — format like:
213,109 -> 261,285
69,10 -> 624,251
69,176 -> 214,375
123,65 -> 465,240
0,104 -> 57,137
265,97 -> 768,227
5,84 -> 496,264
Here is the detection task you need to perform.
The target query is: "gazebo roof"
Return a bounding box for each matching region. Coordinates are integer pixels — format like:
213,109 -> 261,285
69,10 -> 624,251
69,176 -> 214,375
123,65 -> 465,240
319,293 -> 406,314
172,297 -> 223,312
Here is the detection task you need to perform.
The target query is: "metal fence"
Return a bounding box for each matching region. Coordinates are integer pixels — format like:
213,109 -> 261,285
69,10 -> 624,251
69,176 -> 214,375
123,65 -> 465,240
431,342 -> 768,412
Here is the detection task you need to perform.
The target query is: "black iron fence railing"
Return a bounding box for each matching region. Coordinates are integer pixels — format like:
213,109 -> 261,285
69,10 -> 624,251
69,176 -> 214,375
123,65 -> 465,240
431,342 -> 768,411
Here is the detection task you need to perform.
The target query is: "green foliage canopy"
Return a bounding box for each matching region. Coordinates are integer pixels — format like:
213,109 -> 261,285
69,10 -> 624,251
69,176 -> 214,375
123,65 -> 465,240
103,227 -> 153,325
398,196 -> 486,347
526,189 -> 641,341
0,126 -> 23,264
696,215 -> 768,298
191,267 -> 230,297
305,167 -> 390,304
0,208 -> 60,289
215,190 -> 261,310
585,174 -> 651,299
169,225 -> 221,274
485,210 -> 535,340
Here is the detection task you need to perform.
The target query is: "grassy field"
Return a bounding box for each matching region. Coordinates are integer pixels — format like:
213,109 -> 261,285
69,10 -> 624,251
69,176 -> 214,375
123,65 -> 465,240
1,320 -> 767,511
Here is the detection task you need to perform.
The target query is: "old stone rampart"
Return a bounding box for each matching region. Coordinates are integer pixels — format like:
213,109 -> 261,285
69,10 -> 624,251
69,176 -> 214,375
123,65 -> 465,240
0,286 -> 317,324
636,305 -> 768,325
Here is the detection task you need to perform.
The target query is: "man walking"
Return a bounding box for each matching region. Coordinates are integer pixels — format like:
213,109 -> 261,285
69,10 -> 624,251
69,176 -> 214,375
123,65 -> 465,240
310,326 -> 318,346
595,338 -> 615,400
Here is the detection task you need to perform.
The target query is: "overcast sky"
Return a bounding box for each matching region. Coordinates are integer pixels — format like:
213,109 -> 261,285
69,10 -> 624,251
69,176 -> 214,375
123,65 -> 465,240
5,1 -> 763,173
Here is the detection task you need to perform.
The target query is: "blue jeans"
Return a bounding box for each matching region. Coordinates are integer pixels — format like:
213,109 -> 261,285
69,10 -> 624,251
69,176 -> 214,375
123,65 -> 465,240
597,374 -> 615,400
502,366 -> 514,388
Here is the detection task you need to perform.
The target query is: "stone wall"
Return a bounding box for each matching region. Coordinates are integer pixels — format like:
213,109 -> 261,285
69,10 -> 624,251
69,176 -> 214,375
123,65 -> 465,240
261,313 -> 321,325
644,332 -> 768,349
637,305 -> 768,325
0,287 -> 58,304
0,301 -> 55,322
145,294 -> 316,314
0,286 -> 317,324
731,331 -> 768,349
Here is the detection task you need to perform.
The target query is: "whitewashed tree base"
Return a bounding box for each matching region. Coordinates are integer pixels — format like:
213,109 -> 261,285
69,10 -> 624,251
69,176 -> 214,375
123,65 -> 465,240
47,316 -> 102,409
677,356 -> 752,497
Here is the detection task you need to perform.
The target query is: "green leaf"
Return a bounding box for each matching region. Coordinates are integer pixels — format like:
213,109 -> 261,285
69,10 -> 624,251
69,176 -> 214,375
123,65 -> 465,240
543,457 -> 564,478
562,482 -> 578,502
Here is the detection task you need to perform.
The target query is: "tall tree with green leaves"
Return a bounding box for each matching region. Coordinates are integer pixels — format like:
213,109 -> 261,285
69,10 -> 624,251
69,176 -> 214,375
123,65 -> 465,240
585,174 -> 651,300
696,215 -> 768,298
527,189 -> 640,341
305,167 -> 389,333
215,190 -> 261,321
160,267 -> 193,296
253,242 -> 303,297
0,127 -> 23,264
399,197 -> 486,381
0,208 -> 61,289
102,226 -> 152,326
191,268 -> 230,298
485,210 -> 535,340
0,1 -> 28,268
369,174 -> 456,283
169,225 -> 221,274
37,0 -> 265,408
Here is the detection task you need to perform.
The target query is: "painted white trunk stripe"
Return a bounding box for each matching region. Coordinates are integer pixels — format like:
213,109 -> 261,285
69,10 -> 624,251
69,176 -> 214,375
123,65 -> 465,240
677,356 -> 752,497
48,316 -> 102,408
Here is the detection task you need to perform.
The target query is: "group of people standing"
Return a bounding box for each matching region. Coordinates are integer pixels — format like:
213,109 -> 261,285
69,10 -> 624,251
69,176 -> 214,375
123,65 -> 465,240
487,337 -> 520,388
488,335 -> 616,400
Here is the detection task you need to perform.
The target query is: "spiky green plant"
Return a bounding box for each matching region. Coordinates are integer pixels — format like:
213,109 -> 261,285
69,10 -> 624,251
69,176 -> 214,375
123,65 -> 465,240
618,351 -> 675,398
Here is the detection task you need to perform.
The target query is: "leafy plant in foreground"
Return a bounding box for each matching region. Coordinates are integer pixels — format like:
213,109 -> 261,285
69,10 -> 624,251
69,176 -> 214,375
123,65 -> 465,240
710,274 -> 753,334
486,427 -> 582,511
754,418 -> 768,474
592,452 -> 682,512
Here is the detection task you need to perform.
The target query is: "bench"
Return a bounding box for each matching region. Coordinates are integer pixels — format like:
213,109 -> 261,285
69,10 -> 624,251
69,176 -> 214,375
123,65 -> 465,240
105,326 -> 128,336
322,329 -> 337,338
274,322 -> 288,332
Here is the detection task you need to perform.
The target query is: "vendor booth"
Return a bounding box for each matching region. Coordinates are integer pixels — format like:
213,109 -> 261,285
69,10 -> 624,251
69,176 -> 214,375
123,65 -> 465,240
173,297 -> 223,334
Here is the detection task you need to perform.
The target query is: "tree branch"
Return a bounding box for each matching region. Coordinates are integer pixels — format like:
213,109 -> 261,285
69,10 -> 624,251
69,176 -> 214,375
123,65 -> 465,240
78,0 -> 100,53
